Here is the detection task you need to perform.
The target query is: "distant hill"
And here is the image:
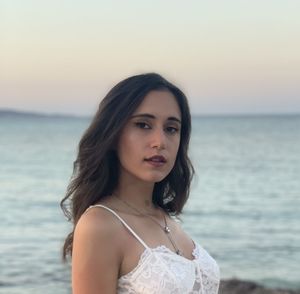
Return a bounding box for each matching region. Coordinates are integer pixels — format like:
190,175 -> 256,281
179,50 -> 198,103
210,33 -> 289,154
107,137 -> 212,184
0,109 -> 89,119
0,108 -> 298,120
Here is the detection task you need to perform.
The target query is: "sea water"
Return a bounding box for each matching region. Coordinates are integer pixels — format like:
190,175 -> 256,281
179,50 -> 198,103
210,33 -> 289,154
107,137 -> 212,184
0,112 -> 299,293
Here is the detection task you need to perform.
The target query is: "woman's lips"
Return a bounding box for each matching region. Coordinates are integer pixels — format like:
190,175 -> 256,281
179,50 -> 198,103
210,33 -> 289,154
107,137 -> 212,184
144,155 -> 167,167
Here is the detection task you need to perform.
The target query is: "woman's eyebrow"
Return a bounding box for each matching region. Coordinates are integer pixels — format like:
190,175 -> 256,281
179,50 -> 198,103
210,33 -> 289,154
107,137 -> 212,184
130,113 -> 181,124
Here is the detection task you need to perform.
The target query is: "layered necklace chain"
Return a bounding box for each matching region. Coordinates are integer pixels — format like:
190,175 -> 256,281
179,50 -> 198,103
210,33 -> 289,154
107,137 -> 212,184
112,194 -> 183,256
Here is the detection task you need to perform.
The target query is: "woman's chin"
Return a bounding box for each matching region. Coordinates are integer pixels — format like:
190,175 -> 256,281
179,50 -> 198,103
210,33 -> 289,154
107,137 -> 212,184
142,173 -> 168,183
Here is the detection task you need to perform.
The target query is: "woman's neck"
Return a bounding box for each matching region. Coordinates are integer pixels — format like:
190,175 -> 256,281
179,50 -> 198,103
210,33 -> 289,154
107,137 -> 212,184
113,187 -> 155,213
113,174 -> 156,213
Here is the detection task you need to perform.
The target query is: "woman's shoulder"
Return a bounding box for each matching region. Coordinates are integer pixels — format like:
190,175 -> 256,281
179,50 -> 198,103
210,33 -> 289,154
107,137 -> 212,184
76,202 -> 123,237
72,202 -> 123,292
74,202 -> 125,256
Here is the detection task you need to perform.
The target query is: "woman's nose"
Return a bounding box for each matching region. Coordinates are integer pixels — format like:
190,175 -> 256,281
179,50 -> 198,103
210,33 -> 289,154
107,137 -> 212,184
150,128 -> 166,150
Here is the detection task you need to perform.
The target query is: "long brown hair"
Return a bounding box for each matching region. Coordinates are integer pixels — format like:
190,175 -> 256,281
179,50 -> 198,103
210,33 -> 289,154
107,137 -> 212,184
60,73 -> 194,262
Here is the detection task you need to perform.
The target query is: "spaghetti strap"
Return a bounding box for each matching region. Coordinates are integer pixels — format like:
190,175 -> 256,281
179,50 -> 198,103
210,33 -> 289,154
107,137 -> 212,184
85,204 -> 149,249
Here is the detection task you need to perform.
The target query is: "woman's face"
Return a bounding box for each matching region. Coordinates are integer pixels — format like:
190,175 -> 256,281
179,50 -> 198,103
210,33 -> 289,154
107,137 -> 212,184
116,90 -> 182,183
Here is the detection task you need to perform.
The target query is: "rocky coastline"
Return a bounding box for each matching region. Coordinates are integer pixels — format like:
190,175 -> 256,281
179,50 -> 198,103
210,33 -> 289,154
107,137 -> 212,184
219,279 -> 300,294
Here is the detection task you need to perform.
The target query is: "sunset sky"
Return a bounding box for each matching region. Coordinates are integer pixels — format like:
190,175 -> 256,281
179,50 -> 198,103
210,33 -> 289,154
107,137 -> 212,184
1,0 -> 300,116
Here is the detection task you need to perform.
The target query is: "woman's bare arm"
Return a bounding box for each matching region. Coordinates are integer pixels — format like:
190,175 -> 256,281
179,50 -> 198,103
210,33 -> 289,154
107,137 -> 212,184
72,208 -> 122,294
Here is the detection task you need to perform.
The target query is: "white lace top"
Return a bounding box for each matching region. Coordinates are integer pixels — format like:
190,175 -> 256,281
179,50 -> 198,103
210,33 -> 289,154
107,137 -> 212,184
86,204 -> 220,294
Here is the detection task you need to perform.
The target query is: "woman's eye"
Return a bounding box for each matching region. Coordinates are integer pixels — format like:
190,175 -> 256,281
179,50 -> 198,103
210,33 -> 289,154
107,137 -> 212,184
135,122 -> 151,129
166,126 -> 179,134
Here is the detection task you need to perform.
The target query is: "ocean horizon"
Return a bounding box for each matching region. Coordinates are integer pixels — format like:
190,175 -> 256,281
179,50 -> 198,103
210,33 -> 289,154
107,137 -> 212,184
1,108 -> 300,119
1,110 -> 299,293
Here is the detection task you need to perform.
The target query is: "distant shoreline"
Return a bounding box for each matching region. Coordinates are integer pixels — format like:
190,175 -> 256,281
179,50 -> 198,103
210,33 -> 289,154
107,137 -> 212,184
0,109 -> 90,119
1,108 -> 299,120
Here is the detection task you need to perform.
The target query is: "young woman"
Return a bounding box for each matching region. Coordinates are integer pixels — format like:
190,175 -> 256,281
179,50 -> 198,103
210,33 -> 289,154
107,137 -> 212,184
61,73 -> 220,293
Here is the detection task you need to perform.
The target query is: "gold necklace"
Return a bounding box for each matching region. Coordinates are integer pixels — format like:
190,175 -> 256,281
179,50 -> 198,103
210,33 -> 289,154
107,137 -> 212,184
112,194 -> 183,256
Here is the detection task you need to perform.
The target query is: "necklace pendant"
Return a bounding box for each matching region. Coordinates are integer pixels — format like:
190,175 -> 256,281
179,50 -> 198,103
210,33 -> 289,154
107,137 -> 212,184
164,226 -> 171,233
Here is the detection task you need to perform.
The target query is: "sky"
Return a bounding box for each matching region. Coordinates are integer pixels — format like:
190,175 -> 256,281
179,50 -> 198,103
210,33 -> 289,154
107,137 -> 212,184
1,0 -> 300,116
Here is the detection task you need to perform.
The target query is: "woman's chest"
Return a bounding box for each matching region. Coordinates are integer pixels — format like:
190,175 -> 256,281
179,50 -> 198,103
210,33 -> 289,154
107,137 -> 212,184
118,246 -> 220,294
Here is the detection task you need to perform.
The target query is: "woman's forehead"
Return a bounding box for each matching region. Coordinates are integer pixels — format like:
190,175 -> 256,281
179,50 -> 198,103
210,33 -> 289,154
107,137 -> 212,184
133,90 -> 181,119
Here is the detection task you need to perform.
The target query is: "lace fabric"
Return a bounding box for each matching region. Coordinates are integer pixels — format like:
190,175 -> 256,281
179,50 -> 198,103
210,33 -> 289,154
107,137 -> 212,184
117,243 -> 219,294
85,205 -> 220,294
